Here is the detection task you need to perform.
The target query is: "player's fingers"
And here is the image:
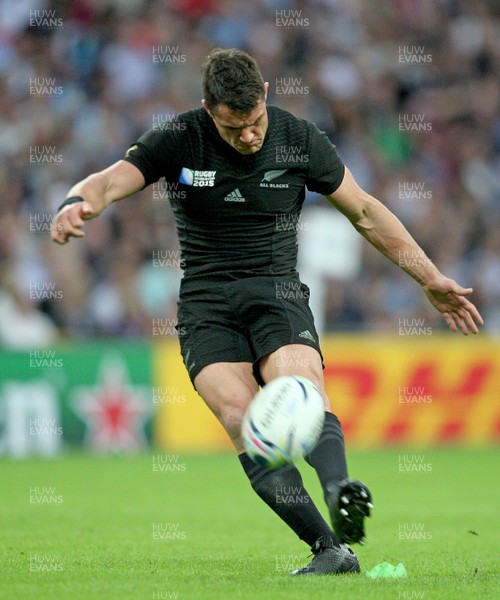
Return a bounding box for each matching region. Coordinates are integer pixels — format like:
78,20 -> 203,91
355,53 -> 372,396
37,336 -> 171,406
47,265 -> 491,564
442,312 -> 458,333
51,221 -> 68,244
454,296 -> 484,328
63,222 -> 85,239
81,202 -> 95,219
451,309 -> 469,334
50,222 -> 62,242
52,233 -> 68,245
464,301 -> 484,327
457,308 -> 479,334
450,284 -> 473,297
68,214 -> 85,228
452,311 -> 470,336
454,312 -> 477,335
457,315 -> 469,336
56,224 -> 85,244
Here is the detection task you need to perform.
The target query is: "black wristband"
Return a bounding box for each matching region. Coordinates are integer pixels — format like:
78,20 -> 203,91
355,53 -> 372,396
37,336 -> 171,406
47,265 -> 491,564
56,196 -> 84,213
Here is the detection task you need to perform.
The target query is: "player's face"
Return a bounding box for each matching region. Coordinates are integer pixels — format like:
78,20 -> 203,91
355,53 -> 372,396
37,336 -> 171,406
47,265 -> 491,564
205,98 -> 269,155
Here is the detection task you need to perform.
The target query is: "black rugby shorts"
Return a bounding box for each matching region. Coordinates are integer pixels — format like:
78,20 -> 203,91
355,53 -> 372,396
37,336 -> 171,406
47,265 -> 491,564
176,273 -> 323,388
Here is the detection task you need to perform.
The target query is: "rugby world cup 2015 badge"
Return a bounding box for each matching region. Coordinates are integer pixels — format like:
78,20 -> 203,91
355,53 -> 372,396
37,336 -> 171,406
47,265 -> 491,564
179,167 -> 216,187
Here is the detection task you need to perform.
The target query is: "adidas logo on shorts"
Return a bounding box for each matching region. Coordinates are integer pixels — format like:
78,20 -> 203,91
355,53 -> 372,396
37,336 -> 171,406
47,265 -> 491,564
224,188 -> 246,202
298,329 -> 315,342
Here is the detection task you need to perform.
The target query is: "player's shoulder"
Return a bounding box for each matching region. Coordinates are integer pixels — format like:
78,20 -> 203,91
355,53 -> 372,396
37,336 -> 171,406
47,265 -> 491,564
135,107 -> 209,151
269,104 -> 317,125
175,107 -> 209,124
267,105 -> 318,138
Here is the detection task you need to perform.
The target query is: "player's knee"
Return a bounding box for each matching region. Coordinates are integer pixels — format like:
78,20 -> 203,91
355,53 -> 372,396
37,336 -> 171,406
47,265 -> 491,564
306,371 -> 323,393
300,364 -> 324,394
217,390 -> 251,440
300,368 -> 330,410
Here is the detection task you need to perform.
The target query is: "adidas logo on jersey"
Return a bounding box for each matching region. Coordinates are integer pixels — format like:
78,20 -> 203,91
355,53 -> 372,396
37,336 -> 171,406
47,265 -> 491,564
224,188 -> 246,202
298,329 -> 315,342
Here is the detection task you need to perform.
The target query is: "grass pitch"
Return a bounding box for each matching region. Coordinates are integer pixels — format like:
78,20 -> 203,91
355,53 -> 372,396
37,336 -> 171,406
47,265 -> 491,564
1,448 -> 498,599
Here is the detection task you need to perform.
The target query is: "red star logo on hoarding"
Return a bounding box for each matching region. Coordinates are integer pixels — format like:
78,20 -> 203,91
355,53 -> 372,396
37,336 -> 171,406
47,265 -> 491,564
72,356 -> 151,452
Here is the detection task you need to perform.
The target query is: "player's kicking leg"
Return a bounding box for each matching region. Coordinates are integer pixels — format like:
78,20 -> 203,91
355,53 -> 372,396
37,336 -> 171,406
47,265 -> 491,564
194,361 -> 359,575
260,345 -> 373,549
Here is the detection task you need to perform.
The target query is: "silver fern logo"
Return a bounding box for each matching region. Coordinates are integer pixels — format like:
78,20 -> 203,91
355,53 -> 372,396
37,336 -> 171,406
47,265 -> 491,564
260,169 -> 290,188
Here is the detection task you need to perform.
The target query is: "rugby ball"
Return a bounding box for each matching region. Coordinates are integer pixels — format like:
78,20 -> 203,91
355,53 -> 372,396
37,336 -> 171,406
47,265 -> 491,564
241,375 -> 325,468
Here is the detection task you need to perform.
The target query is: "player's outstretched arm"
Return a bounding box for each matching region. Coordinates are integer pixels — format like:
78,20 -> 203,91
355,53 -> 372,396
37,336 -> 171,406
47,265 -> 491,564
51,160 -> 145,245
325,167 -> 484,335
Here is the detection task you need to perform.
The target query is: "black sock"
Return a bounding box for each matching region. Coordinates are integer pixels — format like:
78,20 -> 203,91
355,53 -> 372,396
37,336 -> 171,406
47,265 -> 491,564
304,412 -> 348,501
238,452 -> 338,547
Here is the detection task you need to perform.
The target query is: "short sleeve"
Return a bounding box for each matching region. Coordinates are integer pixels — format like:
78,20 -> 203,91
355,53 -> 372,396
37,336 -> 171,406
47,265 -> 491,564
122,123 -> 186,187
305,123 -> 345,195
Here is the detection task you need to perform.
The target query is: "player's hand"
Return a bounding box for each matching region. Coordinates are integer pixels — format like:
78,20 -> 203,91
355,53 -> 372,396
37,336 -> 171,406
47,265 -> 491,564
422,276 -> 484,335
51,201 -> 96,245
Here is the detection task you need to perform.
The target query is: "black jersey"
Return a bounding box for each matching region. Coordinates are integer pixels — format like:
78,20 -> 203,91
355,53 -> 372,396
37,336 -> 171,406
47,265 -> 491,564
123,106 -> 345,280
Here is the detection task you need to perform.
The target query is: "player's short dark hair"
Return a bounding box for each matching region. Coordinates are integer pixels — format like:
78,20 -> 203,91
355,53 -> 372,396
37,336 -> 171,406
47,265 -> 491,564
201,48 -> 265,114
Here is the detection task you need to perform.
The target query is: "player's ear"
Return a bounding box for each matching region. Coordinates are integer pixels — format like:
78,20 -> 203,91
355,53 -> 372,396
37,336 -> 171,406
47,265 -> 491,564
202,99 -> 214,119
264,81 -> 269,101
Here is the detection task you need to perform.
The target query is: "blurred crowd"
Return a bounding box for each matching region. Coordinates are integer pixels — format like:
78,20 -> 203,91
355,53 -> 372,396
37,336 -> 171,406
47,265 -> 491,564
0,0 -> 499,348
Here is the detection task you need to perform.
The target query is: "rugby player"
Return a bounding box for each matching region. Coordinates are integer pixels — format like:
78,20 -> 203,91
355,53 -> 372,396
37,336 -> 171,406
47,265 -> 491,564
51,48 -> 483,575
